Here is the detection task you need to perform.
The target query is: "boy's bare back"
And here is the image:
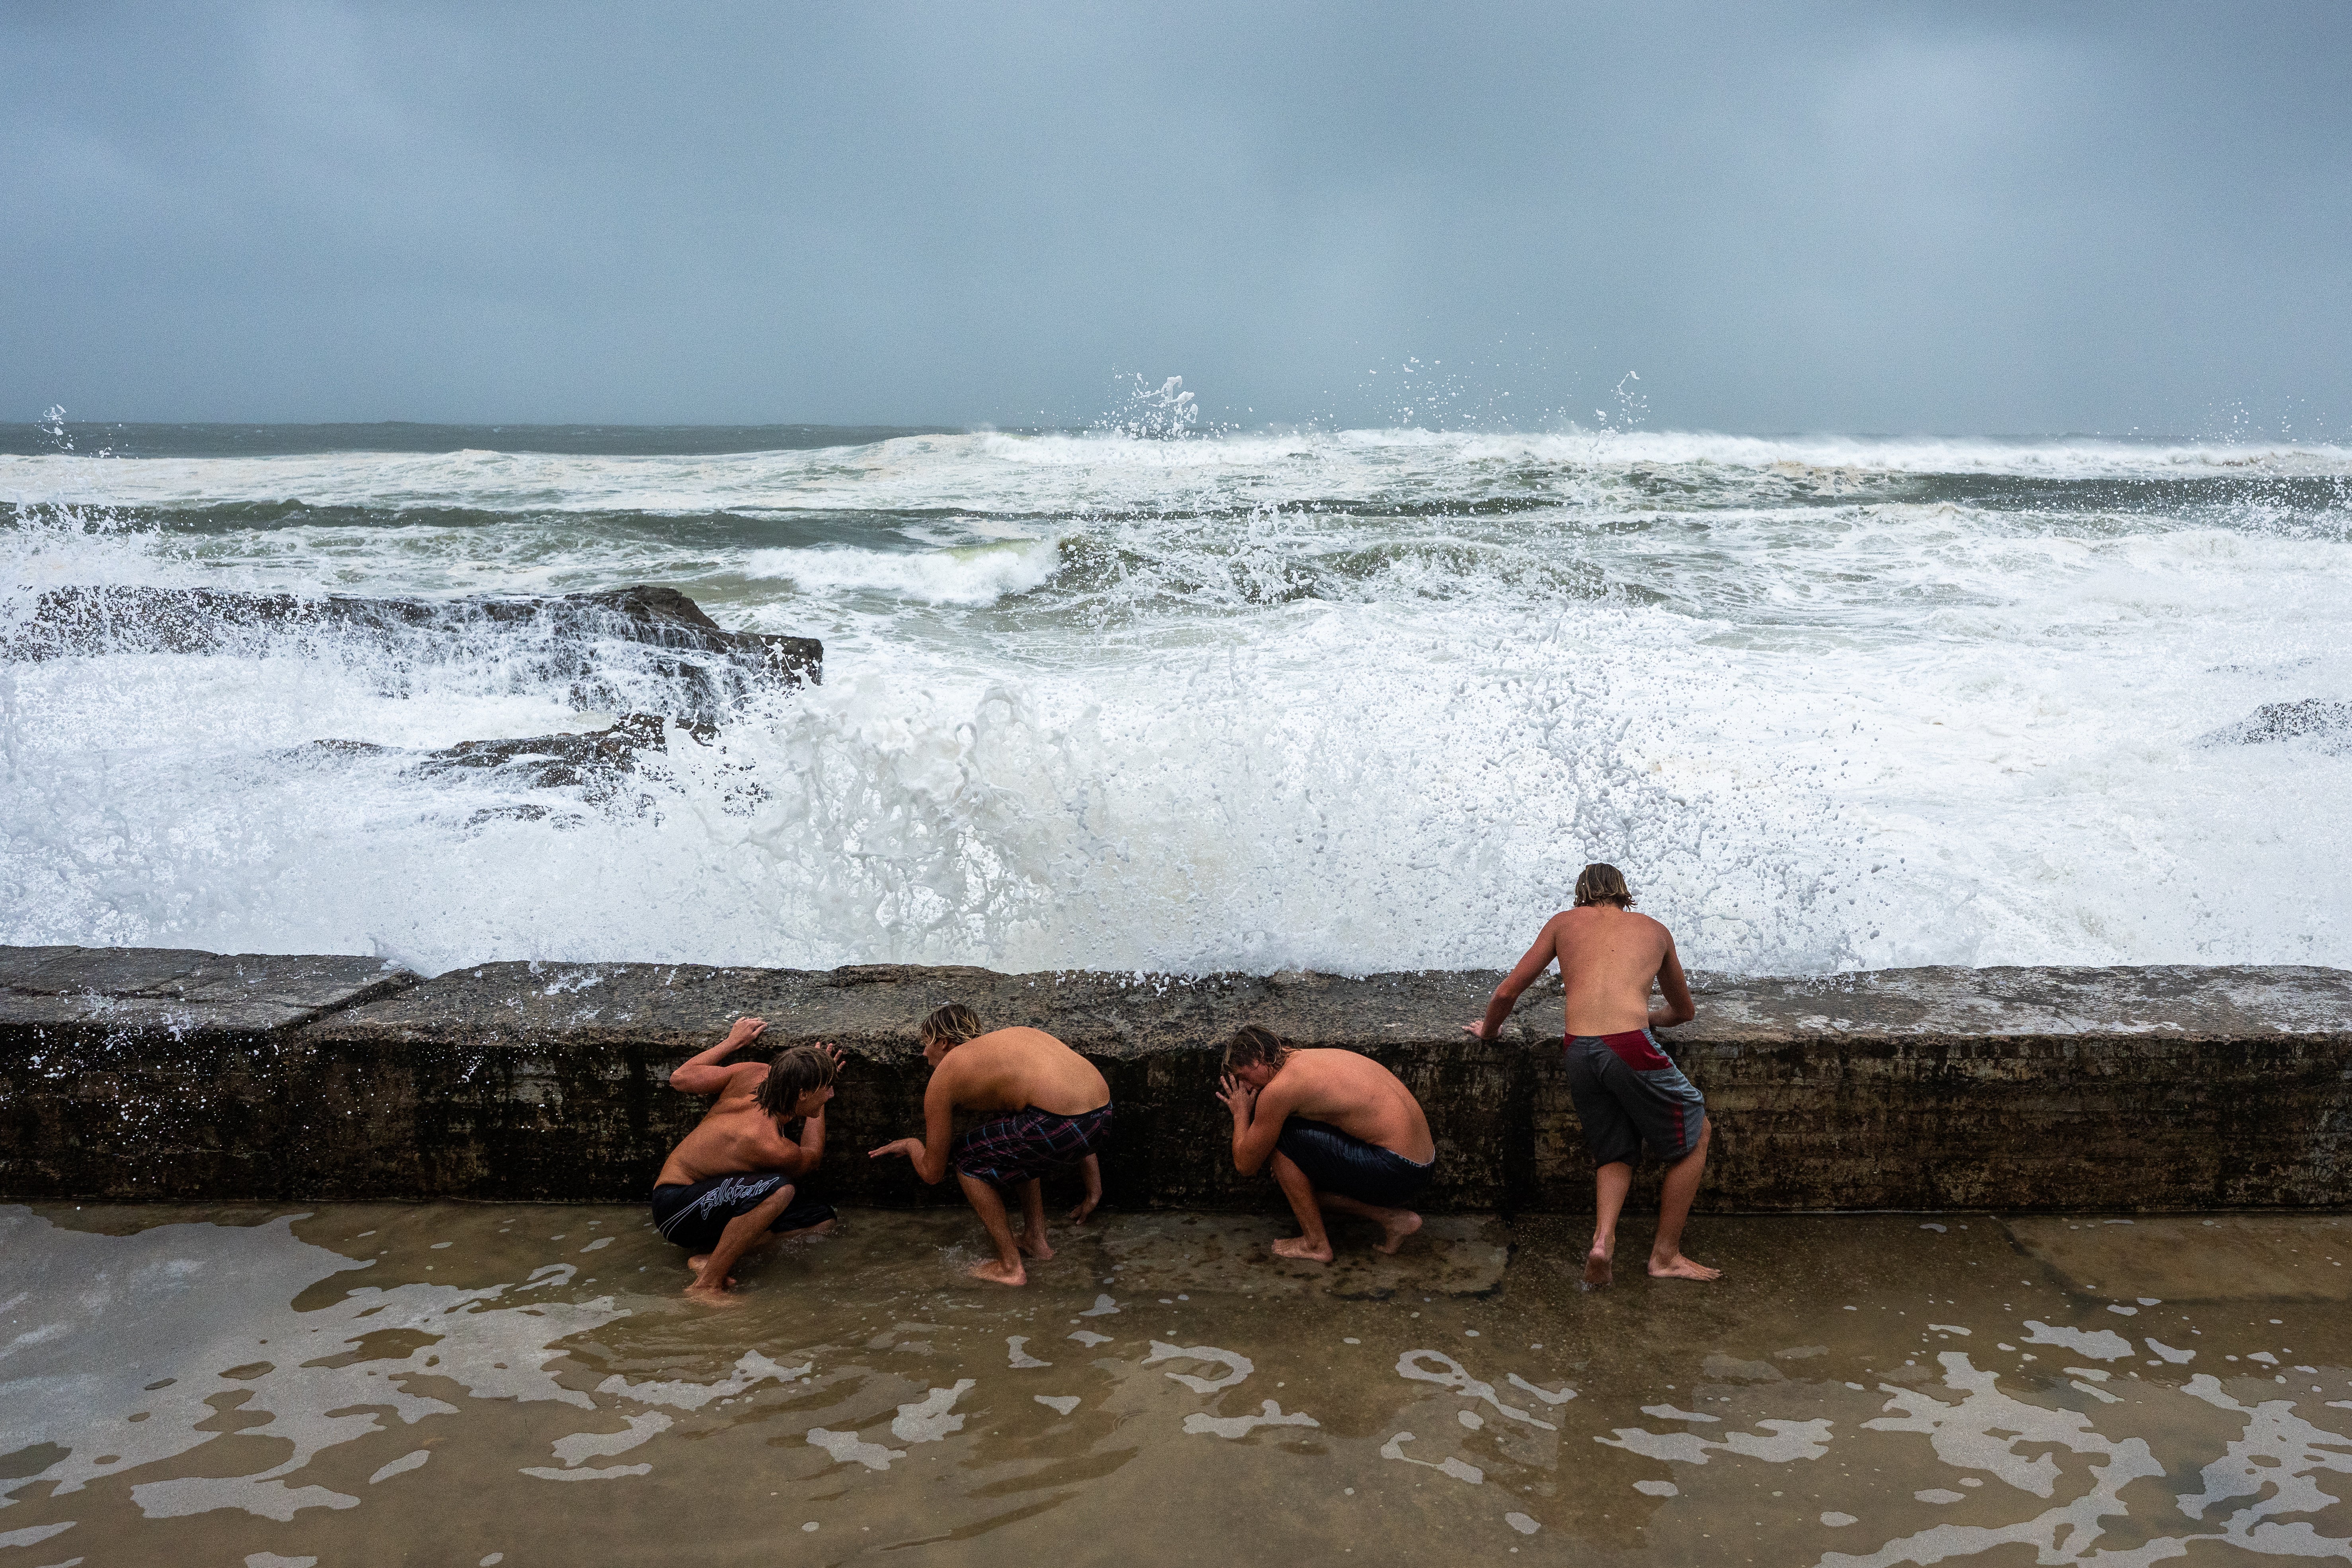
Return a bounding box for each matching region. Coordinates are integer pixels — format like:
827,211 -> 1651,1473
658,1064 -> 808,1186
1467,899 -> 1693,1042
1261,1048 -> 1433,1162
1553,906 -> 1688,1035
931,1027 -> 1109,1116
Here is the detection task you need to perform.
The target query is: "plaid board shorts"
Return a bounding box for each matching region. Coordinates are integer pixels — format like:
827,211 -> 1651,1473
951,1104 -> 1113,1188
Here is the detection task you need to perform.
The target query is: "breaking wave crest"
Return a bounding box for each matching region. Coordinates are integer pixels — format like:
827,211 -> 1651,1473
3,425 -> 2348,975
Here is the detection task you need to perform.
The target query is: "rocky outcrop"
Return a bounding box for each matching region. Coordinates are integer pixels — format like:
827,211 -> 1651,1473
299,711 -> 739,818
2199,699 -> 2352,753
3,947 -> 2347,1213
2,584 -> 820,726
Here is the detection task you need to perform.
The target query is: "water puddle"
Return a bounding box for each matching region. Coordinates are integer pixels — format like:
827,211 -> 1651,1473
2,1205 -> 2346,1564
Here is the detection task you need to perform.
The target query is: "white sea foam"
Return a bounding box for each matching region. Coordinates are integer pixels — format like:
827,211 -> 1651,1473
741,538 -> 1062,606
5,427 -> 2346,975
0,1210 -> 630,1523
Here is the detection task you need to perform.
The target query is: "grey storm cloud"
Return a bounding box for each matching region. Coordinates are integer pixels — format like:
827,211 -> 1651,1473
4,0 -> 2348,434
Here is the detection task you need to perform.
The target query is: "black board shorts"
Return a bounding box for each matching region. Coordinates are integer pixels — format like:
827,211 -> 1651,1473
951,1104 -> 1113,1189
1563,1029 -> 1707,1167
1274,1118 -> 1435,1209
650,1172 -> 836,1252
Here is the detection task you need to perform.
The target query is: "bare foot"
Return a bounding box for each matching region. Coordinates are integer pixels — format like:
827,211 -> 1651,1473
684,1276 -> 745,1305
967,1257 -> 1028,1287
1584,1237 -> 1614,1288
1374,1210 -> 1423,1255
1648,1252 -> 1722,1282
1271,1236 -> 1334,1263
1017,1228 -> 1054,1262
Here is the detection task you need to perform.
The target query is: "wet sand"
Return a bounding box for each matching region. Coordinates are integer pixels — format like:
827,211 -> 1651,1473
2,1204 -> 2347,1566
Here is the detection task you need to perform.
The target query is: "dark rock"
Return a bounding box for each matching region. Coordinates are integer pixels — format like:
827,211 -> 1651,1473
2198,699 -> 2352,753
1,584 -> 820,727
300,712 -> 734,815
4,947 -> 2347,1214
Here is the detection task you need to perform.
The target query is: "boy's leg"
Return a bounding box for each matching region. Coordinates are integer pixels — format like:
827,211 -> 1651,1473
1066,1153 -> 1103,1223
1648,1116 -> 1721,1281
957,1173 -> 1028,1286
1588,1161 -> 1633,1286
1318,1191 -> 1423,1255
686,1182 -> 798,1300
1016,1178 -> 1054,1260
1269,1151 -> 1334,1262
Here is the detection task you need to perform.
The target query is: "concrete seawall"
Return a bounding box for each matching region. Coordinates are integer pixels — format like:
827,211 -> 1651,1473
4,945 -> 2348,1213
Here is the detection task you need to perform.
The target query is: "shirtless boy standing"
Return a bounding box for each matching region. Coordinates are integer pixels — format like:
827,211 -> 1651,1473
1464,863 -> 1719,1286
1218,1025 -> 1435,1262
654,1017 -> 843,1302
868,1005 -> 1110,1287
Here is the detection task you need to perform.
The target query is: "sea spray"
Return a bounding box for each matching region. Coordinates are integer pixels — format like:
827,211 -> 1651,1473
3,427 -> 2346,974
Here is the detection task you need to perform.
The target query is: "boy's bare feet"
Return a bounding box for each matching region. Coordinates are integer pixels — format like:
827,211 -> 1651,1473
1271,1236 -> 1334,1263
1374,1210 -> 1422,1255
684,1257 -> 746,1302
1648,1251 -> 1721,1282
968,1257 -> 1027,1286
1584,1237 -> 1614,1288
687,1254 -> 738,1289
1017,1229 -> 1054,1262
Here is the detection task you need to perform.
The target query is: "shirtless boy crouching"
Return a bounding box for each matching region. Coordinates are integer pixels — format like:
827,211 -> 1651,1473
1219,1025 -> 1435,1261
869,1005 -> 1109,1287
655,1016 -> 844,1302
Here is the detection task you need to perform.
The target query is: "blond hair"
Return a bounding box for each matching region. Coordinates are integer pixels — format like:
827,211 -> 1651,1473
1573,863 -> 1635,909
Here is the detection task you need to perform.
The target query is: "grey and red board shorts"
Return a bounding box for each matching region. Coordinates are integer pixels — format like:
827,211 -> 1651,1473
951,1103 -> 1113,1189
1563,1028 -> 1708,1166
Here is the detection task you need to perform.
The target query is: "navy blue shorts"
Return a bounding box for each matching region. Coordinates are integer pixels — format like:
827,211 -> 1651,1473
1564,1030 -> 1707,1167
951,1104 -> 1112,1188
651,1172 -> 836,1252
1274,1118 -> 1434,1208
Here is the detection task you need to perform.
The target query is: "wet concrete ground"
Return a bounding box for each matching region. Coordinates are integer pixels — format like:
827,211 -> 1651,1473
2,1203 -> 2348,1567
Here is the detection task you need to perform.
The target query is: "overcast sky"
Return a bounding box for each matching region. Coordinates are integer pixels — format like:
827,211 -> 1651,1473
5,1 -> 2348,434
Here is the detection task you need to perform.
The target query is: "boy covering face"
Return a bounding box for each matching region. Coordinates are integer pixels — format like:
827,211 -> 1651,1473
655,1018 -> 843,1301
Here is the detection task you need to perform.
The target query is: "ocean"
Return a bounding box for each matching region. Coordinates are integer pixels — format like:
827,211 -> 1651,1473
3,421 -> 2346,978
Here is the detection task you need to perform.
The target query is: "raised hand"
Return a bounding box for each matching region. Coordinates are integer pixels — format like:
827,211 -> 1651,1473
1460,1019 -> 1493,1040
720,1017 -> 769,1053
1216,1072 -> 1257,1122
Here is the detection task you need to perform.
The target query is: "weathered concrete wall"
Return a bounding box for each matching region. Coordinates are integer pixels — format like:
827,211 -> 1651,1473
4,945 -> 2348,1213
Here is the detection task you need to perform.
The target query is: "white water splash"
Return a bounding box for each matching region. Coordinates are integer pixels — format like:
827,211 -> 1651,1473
595,1350 -> 808,1411
1382,1431 -> 1483,1484
1183,1400 -> 1320,1439
1397,1350 -> 1555,1431
1144,1342 -> 1253,1395
891,1381 -> 976,1444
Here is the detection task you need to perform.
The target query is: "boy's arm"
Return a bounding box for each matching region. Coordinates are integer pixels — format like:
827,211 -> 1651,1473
1464,920 -> 1560,1040
869,1068 -> 957,1184
773,1104 -> 826,1178
670,1017 -> 767,1095
1222,1074 -> 1294,1176
1651,935 -> 1696,1029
